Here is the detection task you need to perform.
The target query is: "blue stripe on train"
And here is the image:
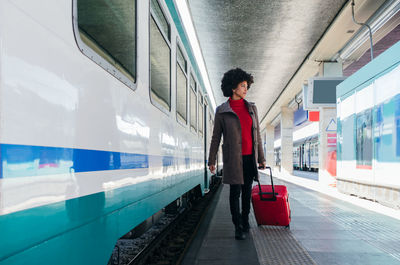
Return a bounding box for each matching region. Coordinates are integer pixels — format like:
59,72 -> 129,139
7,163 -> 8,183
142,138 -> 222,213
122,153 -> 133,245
0,143 -> 149,178
0,144 -> 199,179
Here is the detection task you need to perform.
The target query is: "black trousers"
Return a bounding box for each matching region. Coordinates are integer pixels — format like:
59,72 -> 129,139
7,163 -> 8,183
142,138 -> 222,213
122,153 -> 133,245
229,155 -> 256,227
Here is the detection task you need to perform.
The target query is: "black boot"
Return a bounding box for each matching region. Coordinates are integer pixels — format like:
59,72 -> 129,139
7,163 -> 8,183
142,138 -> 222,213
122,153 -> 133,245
235,225 -> 246,240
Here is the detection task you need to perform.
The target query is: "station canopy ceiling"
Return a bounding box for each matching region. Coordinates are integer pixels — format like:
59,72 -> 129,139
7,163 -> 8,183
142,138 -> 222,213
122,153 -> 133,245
187,0 -> 349,122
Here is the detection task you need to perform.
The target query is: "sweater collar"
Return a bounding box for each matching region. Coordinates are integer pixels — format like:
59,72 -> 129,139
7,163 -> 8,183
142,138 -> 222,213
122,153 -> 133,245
217,99 -> 254,114
229,97 -> 245,107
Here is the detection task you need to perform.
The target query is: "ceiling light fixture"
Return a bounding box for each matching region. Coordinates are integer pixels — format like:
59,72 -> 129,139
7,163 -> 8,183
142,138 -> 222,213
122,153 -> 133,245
175,0 -> 217,111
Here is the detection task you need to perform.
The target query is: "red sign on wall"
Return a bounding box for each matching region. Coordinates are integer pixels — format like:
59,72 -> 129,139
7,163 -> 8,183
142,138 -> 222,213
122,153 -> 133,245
308,111 -> 319,122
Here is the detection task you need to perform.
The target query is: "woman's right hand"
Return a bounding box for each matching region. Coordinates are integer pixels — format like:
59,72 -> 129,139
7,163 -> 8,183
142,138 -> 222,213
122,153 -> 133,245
209,165 -> 216,174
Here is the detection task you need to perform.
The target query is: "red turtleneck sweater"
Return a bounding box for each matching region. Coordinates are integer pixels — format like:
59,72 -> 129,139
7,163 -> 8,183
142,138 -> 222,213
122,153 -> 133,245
229,98 -> 253,155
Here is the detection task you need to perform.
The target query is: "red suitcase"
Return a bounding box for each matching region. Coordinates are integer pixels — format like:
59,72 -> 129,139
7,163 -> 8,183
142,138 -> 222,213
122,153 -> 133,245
251,167 -> 291,227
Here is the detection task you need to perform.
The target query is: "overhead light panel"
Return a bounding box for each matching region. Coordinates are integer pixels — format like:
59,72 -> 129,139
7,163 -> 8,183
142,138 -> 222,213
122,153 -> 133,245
175,0 -> 217,111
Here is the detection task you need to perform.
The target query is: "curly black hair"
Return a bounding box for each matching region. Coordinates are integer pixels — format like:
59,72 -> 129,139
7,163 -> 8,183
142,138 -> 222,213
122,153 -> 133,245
220,68 -> 254,97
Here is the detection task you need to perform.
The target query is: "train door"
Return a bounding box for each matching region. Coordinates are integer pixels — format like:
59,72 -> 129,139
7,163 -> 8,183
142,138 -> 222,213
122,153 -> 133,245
301,143 -> 307,171
299,144 -> 304,170
203,101 -> 208,191
296,146 -> 301,169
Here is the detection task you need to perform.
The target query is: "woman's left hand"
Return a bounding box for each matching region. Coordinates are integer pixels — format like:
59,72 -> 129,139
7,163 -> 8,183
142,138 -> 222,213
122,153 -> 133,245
258,161 -> 266,169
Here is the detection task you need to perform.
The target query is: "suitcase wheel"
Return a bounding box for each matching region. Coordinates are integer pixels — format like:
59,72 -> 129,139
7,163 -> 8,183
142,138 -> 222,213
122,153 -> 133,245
285,224 -> 290,229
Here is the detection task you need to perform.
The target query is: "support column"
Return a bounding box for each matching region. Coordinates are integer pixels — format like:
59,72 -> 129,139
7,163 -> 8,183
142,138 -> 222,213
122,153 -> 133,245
318,107 -> 337,184
318,62 -> 342,185
280,107 -> 294,175
265,124 -> 275,167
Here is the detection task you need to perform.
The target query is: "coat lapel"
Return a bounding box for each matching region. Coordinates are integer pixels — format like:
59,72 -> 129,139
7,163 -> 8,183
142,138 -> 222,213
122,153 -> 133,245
217,101 -> 234,114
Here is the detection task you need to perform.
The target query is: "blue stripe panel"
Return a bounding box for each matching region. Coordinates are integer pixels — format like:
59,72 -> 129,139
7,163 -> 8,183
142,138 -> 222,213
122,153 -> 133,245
0,144 -> 149,178
374,94 -> 400,162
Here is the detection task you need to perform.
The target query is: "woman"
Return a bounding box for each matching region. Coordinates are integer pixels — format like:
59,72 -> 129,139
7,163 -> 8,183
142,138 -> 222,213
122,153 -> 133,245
208,68 -> 266,240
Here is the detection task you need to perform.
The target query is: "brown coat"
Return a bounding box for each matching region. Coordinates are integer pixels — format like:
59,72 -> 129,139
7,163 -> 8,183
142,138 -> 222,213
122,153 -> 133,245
208,99 -> 266,184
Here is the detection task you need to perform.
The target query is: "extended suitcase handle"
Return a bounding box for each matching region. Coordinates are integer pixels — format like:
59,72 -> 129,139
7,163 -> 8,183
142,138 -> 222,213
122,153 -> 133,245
256,166 -> 277,201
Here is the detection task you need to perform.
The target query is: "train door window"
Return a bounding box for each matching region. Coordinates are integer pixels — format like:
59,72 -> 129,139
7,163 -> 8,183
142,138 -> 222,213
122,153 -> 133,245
150,0 -> 171,112
176,45 -> 187,124
356,109 -> 373,168
75,0 -> 136,89
190,74 -> 197,132
199,95 -> 204,137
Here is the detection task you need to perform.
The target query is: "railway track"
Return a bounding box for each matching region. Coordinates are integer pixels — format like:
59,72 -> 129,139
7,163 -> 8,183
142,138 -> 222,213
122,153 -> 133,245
108,177 -> 221,265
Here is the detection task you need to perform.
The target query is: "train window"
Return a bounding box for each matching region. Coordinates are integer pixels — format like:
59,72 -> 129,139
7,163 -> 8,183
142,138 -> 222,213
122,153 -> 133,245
177,46 -> 187,73
176,45 -> 187,123
150,0 -> 171,111
190,74 -> 197,92
150,0 -> 170,41
76,0 -> 136,88
190,74 -> 197,131
356,109 -> 373,168
199,95 -> 204,137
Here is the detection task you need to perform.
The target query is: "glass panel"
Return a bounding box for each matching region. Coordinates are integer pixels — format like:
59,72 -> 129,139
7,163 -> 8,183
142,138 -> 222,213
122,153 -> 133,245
341,116 -> 354,161
337,117 -> 342,161
395,95 -> 400,157
176,64 -> 187,122
78,0 -> 136,81
356,109 -> 373,167
150,17 -> 171,110
190,89 -> 197,130
150,0 -> 170,41
177,46 -> 186,73
375,95 -> 400,162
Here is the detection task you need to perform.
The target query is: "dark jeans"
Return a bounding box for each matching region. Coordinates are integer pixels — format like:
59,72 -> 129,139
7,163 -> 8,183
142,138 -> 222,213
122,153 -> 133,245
229,155 -> 256,227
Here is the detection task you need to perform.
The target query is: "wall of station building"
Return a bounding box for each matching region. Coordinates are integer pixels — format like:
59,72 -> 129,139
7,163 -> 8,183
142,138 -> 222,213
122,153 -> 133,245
336,41 -> 400,209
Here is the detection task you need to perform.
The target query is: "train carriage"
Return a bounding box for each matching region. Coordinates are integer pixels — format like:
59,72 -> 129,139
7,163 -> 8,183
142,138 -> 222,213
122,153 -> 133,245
0,1 -> 215,264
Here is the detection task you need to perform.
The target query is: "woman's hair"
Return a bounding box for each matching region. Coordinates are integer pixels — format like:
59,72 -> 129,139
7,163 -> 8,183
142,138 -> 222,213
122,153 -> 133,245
220,68 -> 254,97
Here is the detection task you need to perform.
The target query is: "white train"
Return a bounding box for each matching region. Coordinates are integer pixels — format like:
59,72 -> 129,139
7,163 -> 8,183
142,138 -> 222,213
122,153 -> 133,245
273,133 -> 319,172
292,137 -> 319,172
0,1 -> 217,264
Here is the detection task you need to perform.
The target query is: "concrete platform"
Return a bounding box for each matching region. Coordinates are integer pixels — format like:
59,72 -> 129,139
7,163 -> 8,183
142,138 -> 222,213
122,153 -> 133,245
181,172 -> 400,265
